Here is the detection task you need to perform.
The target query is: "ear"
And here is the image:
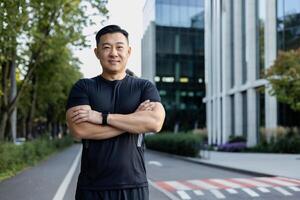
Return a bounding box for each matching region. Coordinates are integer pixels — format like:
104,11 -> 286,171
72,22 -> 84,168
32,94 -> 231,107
94,47 -> 100,59
127,46 -> 132,56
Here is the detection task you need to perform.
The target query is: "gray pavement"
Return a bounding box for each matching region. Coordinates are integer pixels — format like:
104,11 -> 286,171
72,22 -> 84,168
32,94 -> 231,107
184,150 -> 300,179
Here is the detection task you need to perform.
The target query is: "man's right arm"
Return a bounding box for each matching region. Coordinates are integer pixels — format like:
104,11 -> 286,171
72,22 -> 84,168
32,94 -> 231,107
66,105 -> 125,140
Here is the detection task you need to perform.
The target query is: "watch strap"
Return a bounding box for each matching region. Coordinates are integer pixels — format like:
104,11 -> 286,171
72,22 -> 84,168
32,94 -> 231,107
102,112 -> 109,125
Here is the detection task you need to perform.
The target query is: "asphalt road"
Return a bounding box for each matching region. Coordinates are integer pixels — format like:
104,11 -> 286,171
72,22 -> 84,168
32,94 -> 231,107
1,144 -> 300,200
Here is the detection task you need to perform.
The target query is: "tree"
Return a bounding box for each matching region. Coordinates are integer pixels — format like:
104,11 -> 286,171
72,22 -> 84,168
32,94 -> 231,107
0,0 -> 108,140
265,48 -> 300,111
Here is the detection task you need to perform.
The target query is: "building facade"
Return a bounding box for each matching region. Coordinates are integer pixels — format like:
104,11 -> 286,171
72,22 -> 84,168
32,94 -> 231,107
142,0 -> 206,131
204,0 -> 300,146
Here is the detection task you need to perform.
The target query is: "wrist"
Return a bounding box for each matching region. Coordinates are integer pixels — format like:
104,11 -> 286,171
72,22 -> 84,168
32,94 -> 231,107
101,111 -> 109,125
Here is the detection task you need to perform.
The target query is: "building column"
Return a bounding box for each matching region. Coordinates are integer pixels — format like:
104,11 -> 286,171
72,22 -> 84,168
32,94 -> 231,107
216,0 -> 222,145
245,0 -> 259,146
233,0 -> 243,137
204,0 -> 213,144
221,0 -> 233,144
265,0 -> 277,130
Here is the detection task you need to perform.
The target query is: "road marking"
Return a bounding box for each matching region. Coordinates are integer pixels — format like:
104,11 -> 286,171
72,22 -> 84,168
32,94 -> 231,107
193,190 -> 204,196
256,177 -> 297,186
257,187 -> 270,193
232,178 -> 271,187
177,190 -> 191,199
52,146 -> 82,200
166,181 -> 191,190
226,188 -> 238,194
148,161 -> 162,167
273,187 -> 293,196
210,189 -> 226,199
241,188 -> 260,197
278,177 -> 300,184
211,179 -> 242,188
187,180 -> 219,190
149,179 -> 180,200
289,186 -> 300,192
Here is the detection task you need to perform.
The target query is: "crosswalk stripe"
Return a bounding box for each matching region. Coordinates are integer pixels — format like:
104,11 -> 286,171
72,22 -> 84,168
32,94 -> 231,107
288,186 -> 300,192
177,190 -> 191,199
193,190 -> 204,196
211,179 -> 243,188
273,187 -> 293,196
257,187 -> 270,193
210,189 -> 226,199
242,188 -> 260,197
232,178 -> 271,187
256,177 -> 297,186
166,181 -> 191,190
226,188 -> 238,194
187,180 -> 219,190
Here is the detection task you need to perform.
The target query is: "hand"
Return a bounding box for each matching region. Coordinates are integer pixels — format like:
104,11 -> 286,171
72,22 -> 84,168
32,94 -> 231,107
71,108 -> 102,124
136,100 -> 155,112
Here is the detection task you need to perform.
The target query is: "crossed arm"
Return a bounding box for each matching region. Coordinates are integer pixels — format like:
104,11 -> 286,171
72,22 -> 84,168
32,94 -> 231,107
66,100 -> 165,140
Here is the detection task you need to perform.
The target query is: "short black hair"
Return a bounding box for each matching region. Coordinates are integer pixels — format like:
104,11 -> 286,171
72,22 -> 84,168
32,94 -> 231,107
95,25 -> 129,46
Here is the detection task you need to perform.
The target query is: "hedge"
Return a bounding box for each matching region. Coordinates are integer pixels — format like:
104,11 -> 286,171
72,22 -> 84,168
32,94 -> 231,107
145,133 -> 203,157
0,135 -> 73,181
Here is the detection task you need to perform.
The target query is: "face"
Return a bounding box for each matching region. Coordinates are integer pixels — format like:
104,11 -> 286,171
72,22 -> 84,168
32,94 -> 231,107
94,32 -> 131,75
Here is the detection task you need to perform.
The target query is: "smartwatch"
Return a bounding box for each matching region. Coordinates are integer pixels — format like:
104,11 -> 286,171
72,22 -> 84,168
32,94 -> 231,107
102,111 -> 109,125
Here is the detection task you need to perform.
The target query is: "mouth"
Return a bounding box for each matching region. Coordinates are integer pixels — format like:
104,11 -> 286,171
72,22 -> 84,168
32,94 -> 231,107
108,60 -> 120,64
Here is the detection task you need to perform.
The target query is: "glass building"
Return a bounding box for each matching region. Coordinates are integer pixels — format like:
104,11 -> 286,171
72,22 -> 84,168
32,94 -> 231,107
142,0 -> 205,131
204,0 -> 300,146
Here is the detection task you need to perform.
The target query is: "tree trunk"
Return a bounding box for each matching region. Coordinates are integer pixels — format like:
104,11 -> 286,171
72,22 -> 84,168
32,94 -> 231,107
0,62 -> 9,140
27,74 -> 38,139
9,53 -> 17,142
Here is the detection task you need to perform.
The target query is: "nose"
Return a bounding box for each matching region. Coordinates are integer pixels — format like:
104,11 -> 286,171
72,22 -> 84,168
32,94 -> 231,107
109,47 -> 118,57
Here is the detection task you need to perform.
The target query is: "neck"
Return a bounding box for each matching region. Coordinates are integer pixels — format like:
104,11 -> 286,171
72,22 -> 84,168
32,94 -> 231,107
100,71 -> 126,81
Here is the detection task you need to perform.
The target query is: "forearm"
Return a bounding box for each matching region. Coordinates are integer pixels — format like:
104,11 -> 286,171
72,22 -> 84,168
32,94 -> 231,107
69,122 -> 124,140
107,111 -> 162,134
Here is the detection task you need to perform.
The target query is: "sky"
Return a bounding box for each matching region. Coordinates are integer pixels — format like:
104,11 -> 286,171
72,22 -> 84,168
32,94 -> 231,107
74,0 -> 145,78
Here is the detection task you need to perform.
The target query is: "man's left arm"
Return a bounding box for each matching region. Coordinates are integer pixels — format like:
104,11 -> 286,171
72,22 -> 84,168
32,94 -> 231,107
107,101 -> 165,134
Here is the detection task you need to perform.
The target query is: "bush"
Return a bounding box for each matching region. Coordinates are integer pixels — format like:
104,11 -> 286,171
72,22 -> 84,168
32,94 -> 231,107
218,142 -> 247,152
145,132 -> 203,157
0,134 -> 73,181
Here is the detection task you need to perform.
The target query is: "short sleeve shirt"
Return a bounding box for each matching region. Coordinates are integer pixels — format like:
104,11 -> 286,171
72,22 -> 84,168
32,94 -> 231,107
66,75 -> 161,190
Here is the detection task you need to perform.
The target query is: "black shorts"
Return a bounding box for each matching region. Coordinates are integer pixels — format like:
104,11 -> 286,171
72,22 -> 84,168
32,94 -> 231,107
75,187 -> 149,200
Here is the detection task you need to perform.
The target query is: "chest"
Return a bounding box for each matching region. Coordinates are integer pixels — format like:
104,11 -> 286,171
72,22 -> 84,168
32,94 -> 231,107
88,82 -> 142,114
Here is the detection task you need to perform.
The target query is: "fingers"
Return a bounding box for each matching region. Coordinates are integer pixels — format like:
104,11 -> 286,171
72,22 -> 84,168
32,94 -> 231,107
71,109 -> 89,124
137,100 -> 155,111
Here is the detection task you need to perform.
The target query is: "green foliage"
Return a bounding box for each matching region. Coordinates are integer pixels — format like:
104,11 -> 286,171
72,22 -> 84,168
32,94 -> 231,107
247,129 -> 300,153
0,135 -> 73,181
265,48 -> 300,111
145,132 -> 204,157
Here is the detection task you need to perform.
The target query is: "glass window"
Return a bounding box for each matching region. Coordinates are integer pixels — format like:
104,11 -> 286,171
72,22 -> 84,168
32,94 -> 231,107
258,0 -> 265,79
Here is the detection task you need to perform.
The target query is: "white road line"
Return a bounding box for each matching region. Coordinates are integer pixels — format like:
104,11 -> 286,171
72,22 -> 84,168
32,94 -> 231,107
257,187 -> 270,193
226,188 -> 238,194
148,179 -> 180,200
289,186 -> 300,192
166,181 -> 191,190
177,191 -> 191,200
273,187 -> 293,196
187,180 -> 219,190
256,177 -> 297,186
148,161 -> 163,167
193,190 -> 204,196
232,178 -> 271,187
211,179 -> 242,188
210,189 -> 226,199
241,188 -> 260,197
52,147 -> 82,200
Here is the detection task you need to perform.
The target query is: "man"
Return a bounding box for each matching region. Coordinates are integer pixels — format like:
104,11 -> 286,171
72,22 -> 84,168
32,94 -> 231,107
66,25 -> 165,200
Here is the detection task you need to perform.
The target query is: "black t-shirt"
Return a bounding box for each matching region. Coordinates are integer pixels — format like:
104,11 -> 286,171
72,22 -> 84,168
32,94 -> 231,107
66,75 -> 161,190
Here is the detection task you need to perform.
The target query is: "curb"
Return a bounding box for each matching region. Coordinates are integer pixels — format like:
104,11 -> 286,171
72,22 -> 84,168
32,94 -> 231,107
146,149 -> 275,178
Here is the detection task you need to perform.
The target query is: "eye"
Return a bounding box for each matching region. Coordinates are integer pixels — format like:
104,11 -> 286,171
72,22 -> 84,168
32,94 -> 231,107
117,46 -> 124,50
102,46 -> 110,50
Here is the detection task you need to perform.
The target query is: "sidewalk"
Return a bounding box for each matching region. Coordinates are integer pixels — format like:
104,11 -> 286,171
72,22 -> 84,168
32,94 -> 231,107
183,151 -> 300,179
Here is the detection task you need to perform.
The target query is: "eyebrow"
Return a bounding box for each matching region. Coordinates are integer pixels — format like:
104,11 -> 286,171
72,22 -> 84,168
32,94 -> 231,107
101,42 -> 126,46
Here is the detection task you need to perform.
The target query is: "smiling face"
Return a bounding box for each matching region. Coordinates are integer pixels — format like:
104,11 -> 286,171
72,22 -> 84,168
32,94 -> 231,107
94,32 -> 131,76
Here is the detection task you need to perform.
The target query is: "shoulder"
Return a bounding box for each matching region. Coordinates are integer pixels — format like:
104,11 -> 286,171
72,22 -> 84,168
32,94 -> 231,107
73,77 -> 97,88
127,76 -> 154,87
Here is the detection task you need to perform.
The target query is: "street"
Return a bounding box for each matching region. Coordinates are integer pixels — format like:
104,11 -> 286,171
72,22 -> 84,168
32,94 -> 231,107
0,144 -> 300,200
